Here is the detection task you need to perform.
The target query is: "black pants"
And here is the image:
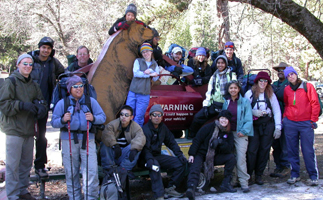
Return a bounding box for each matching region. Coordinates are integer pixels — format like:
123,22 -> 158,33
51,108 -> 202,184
247,120 -> 274,176
149,154 -> 186,198
272,128 -> 290,169
34,113 -> 48,169
189,108 -> 218,138
187,153 -> 236,188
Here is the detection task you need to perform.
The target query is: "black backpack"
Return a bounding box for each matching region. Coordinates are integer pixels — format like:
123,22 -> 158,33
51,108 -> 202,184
303,81 -> 323,116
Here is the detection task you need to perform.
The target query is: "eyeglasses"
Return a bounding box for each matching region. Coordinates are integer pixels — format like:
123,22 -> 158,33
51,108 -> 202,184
71,84 -> 84,89
287,72 -> 296,77
225,45 -> 234,49
151,113 -> 163,118
120,112 -> 131,117
22,62 -> 33,66
77,53 -> 88,56
259,79 -> 268,83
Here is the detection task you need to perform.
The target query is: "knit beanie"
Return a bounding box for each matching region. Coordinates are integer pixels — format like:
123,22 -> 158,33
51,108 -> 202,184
196,47 -> 206,56
254,71 -> 272,84
224,41 -> 234,49
284,66 -> 298,79
218,110 -> 232,122
151,28 -> 159,37
140,43 -> 153,53
67,75 -> 83,93
149,104 -> 164,115
125,3 -> 137,18
215,55 -> 228,66
16,54 -> 33,65
38,36 -> 54,49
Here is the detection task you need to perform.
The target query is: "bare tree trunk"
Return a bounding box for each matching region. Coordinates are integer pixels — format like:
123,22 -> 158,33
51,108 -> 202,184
217,0 -> 231,49
228,0 -> 323,59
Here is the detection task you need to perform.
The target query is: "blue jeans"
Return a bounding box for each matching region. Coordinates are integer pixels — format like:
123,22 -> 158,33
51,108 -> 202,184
126,91 -> 150,127
100,143 -> 140,171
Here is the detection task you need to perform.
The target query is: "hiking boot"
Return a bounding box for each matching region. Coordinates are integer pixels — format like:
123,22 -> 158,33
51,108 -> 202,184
35,168 -> 48,178
255,175 -> 264,185
309,179 -> 319,186
270,167 -> 290,178
219,176 -> 237,193
287,177 -> 301,184
165,185 -> 184,198
186,187 -> 195,200
18,193 -> 36,200
241,187 -> 250,193
270,168 -> 282,177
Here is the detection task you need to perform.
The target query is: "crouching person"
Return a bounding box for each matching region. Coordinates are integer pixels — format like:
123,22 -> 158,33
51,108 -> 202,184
142,105 -> 187,200
51,75 -> 106,200
0,54 -> 47,200
186,110 -> 236,200
100,105 -> 146,179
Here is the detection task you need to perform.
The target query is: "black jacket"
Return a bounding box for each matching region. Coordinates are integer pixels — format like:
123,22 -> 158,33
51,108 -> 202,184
187,58 -> 212,84
67,58 -> 93,72
28,50 -> 65,106
211,50 -> 244,82
188,122 -> 234,157
142,120 -> 183,161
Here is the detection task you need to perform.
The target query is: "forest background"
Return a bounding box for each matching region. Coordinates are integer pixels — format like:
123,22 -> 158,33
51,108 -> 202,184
0,0 -> 323,81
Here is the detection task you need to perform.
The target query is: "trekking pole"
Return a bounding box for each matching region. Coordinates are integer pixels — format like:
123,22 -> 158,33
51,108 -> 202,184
86,120 -> 89,200
68,119 -> 75,200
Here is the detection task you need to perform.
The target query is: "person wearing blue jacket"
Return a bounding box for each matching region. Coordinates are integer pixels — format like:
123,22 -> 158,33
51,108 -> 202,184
223,80 -> 253,193
51,75 -> 106,200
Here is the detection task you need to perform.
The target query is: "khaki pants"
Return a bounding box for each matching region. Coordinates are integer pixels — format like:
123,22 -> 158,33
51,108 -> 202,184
232,131 -> 250,188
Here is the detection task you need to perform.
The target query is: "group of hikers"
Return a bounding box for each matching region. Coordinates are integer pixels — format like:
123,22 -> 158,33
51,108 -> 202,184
0,3 -> 321,200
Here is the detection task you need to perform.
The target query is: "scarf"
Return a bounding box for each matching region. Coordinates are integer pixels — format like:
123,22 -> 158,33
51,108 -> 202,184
204,120 -> 226,182
289,81 -> 301,91
216,68 -> 229,95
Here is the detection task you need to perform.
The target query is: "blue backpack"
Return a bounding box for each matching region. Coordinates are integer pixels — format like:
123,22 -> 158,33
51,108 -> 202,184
241,74 -> 257,95
165,43 -> 187,62
50,72 -> 97,110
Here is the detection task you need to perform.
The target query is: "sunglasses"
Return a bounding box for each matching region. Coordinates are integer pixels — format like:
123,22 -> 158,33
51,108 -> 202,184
277,69 -> 284,72
259,79 -> 268,83
120,112 -> 131,117
225,45 -> 234,49
151,113 -> 163,117
23,62 -> 33,66
71,84 -> 84,89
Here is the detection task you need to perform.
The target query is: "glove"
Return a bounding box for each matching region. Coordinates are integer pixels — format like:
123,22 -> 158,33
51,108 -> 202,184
193,77 -> 203,86
273,128 -> 281,139
203,106 -> 208,118
210,139 -> 219,149
113,144 -> 122,159
33,100 -> 47,119
116,21 -> 129,30
252,109 -> 263,117
19,102 -> 38,115
311,121 -> 318,129
178,154 -> 187,164
129,149 -> 138,162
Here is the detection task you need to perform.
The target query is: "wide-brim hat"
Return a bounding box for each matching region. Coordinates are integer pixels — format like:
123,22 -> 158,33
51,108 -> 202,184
273,62 -> 289,71
254,71 -> 272,84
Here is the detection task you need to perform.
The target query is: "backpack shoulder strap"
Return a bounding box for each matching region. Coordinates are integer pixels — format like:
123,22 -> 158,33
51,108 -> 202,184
264,92 -> 272,111
303,81 -> 308,93
7,76 -> 16,96
64,96 -> 70,114
84,95 -> 93,114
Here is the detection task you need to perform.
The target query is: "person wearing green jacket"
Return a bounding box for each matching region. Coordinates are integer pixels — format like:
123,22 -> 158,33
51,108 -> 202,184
270,62 -> 290,178
0,54 -> 47,200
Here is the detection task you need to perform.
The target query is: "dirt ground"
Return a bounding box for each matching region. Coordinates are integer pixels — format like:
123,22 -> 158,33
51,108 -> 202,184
1,117 -> 323,199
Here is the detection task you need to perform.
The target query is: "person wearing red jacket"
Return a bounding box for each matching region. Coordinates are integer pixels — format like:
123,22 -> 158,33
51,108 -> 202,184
283,66 -> 320,186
